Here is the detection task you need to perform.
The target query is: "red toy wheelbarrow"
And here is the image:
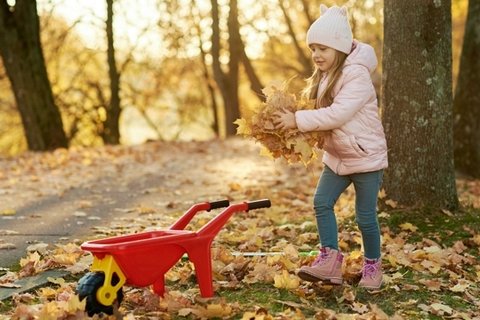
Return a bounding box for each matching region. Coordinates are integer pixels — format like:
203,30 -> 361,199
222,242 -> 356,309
77,199 -> 271,316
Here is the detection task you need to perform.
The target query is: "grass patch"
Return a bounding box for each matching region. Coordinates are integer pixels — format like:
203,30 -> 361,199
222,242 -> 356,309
220,283 -> 299,312
381,206 -> 480,246
0,299 -> 14,314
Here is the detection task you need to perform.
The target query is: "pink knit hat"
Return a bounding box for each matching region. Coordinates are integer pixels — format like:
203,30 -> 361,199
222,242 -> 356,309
306,4 -> 353,54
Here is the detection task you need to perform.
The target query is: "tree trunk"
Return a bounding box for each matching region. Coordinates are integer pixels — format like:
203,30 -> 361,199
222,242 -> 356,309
189,1 -> 220,136
199,34 -> 220,136
224,0 -> 242,136
382,1 -> 458,209
0,1 -> 67,151
453,0 -> 480,178
210,0 -> 241,137
104,0 -> 121,144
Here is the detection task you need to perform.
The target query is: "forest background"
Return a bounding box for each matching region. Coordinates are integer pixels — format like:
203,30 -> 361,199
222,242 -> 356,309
0,0 -> 468,154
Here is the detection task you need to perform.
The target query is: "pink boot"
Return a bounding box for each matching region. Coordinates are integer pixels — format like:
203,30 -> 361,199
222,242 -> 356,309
297,247 -> 343,284
359,258 -> 383,289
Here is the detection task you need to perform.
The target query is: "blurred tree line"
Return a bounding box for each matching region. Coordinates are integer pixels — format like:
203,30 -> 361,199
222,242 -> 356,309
0,0 -> 386,154
0,0 -> 478,209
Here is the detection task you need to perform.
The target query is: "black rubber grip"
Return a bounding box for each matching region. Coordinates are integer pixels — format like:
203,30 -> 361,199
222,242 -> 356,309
208,199 -> 230,210
246,199 -> 271,211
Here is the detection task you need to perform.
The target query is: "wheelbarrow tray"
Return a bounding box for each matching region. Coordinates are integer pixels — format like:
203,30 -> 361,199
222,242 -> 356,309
82,230 -> 198,287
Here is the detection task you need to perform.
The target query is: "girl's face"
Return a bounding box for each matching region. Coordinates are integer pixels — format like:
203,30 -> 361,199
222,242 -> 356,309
310,44 -> 337,72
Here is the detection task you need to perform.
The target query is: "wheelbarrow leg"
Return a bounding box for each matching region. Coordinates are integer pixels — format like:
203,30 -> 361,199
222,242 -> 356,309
153,275 -> 165,296
185,243 -> 214,297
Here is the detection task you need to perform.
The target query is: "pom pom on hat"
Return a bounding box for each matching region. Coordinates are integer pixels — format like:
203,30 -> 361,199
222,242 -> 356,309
306,4 -> 353,54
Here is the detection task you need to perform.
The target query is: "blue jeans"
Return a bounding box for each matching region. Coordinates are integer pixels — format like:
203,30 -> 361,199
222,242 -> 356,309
313,165 -> 383,259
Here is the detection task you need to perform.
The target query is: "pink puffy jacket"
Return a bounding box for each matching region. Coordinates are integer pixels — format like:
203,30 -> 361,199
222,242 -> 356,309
295,40 -> 388,175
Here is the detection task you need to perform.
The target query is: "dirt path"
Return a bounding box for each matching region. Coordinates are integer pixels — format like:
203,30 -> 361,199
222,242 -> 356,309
0,138 -> 317,268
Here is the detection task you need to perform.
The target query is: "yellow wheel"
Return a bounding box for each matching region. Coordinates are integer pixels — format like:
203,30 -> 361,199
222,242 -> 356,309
77,272 -> 123,316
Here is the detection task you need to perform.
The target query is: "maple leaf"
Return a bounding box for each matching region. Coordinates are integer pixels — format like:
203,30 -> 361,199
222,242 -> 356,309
273,270 -> 299,289
234,118 -> 252,136
378,188 -> 387,199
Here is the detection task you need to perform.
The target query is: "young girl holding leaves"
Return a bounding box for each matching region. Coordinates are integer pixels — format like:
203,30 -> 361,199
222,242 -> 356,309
273,4 -> 388,289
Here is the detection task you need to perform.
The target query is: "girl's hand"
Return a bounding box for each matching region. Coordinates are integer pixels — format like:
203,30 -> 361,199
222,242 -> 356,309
273,109 -> 297,130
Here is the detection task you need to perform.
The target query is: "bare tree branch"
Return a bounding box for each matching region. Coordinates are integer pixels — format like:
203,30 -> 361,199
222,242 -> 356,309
278,0 -> 311,77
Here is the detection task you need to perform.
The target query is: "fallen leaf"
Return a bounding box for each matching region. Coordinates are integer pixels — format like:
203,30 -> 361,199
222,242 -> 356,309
273,270 -> 299,289
399,222 -> 418,232
449,280 -> 469,292
234,118 -> 252,136
430,302 -> 453,315
26,243 -> 49,254
351,301 -> 368,314
419,279 -> 442,291
385,199 -> 398,208
203,303 -> 233,318
378,188 -> 387,199
452,241 -> 466,254
0,209 -> 16,216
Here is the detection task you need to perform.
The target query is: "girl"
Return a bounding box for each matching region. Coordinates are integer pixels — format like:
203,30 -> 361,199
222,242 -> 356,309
273,4 -> 388,289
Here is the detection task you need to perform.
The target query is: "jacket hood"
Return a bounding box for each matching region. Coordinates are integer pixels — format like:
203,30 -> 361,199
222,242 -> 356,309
344,40 -> 378,73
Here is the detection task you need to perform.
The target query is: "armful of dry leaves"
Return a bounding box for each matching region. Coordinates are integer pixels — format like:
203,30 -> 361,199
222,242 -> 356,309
235,82 -> 327,165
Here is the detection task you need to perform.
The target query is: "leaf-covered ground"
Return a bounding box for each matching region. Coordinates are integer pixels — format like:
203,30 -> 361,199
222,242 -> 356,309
0,138 -> 479,319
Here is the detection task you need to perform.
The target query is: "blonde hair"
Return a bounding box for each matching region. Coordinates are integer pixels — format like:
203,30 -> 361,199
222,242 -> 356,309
302,50 -> 348,107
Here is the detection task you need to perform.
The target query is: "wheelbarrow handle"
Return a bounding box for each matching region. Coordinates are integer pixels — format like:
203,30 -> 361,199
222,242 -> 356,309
208,199 -> 230,211
246,199 -> 271,211
197,199 -> 271,237
169,199 -> 230,230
